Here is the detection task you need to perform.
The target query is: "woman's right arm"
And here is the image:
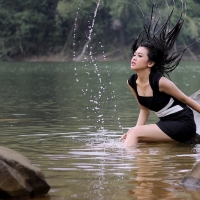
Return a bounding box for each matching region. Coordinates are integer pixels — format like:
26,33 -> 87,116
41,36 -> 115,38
120,82 -> 150,141
127,81 -> 150,126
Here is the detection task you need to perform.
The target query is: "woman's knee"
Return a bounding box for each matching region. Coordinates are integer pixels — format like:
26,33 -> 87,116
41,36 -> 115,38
127,126 -> 142,138
124,126 -> 143,146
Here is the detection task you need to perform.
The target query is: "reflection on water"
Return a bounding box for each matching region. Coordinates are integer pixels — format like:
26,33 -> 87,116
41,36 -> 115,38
0,61 -> 200,200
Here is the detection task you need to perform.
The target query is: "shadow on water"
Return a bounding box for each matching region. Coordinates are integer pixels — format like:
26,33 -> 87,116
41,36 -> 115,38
0,61 -> 200,199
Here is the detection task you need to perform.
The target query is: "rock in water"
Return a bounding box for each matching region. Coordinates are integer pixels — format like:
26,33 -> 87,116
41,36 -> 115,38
190,89 -> 200,135
181,162 -> 200,189
186,90 -> 200,144
0,146 -> 50,198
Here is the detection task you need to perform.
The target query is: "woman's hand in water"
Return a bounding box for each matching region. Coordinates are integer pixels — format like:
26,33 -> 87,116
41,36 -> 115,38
120,133 -> 127,141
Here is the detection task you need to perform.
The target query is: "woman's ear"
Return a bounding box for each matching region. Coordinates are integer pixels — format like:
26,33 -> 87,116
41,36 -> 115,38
148,61 -> 155,68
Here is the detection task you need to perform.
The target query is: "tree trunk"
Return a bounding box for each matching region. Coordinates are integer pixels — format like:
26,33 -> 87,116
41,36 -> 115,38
74,39 -> 91,62
59,25 -> 75,57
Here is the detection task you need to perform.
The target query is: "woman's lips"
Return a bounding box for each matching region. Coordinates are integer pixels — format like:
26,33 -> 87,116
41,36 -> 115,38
131,62 -> 136,66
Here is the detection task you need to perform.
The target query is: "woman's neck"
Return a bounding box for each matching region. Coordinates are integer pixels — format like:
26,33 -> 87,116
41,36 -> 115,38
136,70 -> 151,84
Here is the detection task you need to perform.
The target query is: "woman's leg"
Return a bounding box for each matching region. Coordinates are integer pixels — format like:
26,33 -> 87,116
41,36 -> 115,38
121,124 -> 175,146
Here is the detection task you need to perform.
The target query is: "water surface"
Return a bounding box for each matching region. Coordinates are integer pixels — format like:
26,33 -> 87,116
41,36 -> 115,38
0,61 -> 200,200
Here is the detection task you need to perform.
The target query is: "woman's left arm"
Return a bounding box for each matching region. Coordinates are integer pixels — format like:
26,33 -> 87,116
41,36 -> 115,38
159,77 -> 200,113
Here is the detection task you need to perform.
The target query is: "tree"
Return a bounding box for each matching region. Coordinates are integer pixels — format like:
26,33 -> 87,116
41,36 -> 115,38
0,0 -> 200,61
0,0 -> 59,59
56,0 -> 115,60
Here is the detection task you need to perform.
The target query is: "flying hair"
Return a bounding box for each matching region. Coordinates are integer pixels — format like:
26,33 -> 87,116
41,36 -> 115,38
131,6 -> 192,77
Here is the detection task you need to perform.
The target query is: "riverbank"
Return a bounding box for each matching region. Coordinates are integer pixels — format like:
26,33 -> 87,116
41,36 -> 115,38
3,49 -> 200,62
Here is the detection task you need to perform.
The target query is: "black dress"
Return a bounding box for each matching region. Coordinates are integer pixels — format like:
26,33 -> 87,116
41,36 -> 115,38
128,72 -> 196,143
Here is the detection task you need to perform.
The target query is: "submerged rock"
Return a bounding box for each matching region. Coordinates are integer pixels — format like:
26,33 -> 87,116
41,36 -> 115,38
0,146 -> 50,198
186,90 -> 200,144
181,162 -> 200,190
190,89 -> 200,135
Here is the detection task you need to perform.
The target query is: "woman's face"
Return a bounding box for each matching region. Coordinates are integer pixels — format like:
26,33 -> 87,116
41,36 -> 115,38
131,46 -> 154,71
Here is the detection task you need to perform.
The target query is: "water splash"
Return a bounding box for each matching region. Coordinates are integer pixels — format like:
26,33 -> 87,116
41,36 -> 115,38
88,0 -> 101,41
73,0 -> 83,61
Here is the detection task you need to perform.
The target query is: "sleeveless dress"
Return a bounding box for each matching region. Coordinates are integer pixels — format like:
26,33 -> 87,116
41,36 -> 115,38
128,71 -> 196,143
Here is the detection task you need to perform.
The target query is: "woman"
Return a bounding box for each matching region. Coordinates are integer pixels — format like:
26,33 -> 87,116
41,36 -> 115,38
120,8 -> 200,146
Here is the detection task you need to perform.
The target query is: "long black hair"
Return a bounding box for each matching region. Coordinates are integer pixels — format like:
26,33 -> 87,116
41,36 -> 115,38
131,7 -> 186,77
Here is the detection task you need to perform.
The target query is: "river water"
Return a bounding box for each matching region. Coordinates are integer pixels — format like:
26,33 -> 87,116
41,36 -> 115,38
0,61 -> 200,200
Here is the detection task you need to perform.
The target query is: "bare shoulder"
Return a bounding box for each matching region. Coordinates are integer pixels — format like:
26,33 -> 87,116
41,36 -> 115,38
158,76 -> 189,103
159,77 -> 176,92
159,76 -> 173,85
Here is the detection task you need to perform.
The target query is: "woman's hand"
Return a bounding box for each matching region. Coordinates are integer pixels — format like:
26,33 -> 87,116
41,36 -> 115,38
120,133 -> 127,141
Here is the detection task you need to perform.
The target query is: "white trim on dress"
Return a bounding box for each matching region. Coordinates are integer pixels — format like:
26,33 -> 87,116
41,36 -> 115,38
155,97 -> 183,117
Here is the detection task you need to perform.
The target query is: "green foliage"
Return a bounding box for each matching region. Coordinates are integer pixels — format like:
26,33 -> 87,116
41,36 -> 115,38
0,0 -> 200,60
0,0 -> 59,59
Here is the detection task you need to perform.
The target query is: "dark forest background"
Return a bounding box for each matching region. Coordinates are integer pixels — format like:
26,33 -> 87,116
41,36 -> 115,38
1,0 -> 200,61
